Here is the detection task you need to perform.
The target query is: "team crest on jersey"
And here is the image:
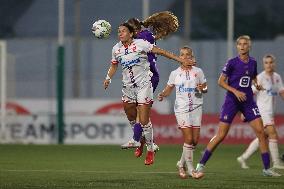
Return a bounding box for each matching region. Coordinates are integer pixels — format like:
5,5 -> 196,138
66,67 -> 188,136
224,115 -> 228,120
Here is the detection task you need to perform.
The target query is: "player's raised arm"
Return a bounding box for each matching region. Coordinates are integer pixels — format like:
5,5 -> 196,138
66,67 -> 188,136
103,63 -> 118,89
157,85 -> 174,101
151,46 -> 194,66
218,73 -> 246,102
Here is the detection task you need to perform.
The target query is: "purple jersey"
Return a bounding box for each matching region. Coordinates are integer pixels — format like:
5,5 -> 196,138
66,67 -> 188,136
222,56 -> 257,100
220,56 -> 261,123
136,30 -> 159,91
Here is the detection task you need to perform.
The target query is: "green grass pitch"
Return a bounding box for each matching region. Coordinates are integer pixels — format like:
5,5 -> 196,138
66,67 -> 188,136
0,144 -> 283,189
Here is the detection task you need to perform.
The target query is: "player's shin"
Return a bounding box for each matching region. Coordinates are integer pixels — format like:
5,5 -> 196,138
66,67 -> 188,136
142,122 -> 154,151
269,139 -> 281,165
133,123 -> 143,142
183,143 -> 194,175
129,120 -> 136,130
241,138 -> 259,160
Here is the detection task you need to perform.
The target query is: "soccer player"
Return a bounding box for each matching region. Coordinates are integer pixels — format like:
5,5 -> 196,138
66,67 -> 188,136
103,22 -> 193,165
125,11 -> 179,158
158,46 -> 207,178
192,35 -> 281,178
237,54 -> 284,169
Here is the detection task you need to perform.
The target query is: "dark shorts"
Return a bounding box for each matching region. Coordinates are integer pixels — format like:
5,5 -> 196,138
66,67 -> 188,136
220,96 -> 261,124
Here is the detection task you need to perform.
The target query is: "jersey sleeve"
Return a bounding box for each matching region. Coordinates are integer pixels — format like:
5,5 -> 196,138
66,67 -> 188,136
137,39 -> 154,53
167,71 -> 176,87
277,75 -> 284,93
197,69 -> 207,84
222,60 -> 232,77
111,47 -> 118,65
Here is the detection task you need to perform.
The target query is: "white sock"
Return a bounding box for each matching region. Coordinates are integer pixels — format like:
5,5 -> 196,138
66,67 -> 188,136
129,120 -> 136,130
269,139 -> 280,165
179,150 -> 186,167
183,143 -> 194,174
142,122 -> 153,151
241,138 -> 259,160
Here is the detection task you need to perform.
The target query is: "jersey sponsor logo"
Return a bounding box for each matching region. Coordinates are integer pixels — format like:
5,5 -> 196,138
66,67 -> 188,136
239,76 -> 250,87
119,58 -> 140,68
266,88 -> 278,96
178,84 -> 195,93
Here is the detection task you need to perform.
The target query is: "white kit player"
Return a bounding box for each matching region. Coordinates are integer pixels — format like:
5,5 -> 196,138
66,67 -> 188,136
158,46 -> 207,178
237,54 -> 284,169
104,23 -> 193,165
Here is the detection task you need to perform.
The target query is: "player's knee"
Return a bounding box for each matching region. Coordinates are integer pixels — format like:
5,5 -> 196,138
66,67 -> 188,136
268,132 -> 278,140
140,119 -> 149,126
184,137 -> 193,145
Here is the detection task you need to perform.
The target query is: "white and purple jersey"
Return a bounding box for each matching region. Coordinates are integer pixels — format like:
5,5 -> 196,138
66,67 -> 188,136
167,66 -> 207,113
111,39 -> 154,88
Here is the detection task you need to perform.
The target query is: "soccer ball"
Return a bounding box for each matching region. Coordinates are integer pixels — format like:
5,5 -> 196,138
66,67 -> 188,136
92,20 -> 111,39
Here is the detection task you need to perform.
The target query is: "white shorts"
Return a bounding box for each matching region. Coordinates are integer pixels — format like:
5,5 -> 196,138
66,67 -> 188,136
175,106 -> 202,129
122,82 -> 153,105
260,112 -> 275,127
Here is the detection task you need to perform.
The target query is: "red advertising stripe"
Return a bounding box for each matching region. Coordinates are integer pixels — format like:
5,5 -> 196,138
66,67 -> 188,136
151,113 -> 284,144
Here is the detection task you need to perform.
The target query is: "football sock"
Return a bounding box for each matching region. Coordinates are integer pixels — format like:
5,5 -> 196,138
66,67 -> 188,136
269,139 -> 280,164
199,149 -> 212,165
179,150 -> 185,167
241,138 -> 259,160
261,152 -> 270,170
133,123 -> 143,142
183,143 -> 194,173
142,122 -> 154,151
129,120 -> 136,130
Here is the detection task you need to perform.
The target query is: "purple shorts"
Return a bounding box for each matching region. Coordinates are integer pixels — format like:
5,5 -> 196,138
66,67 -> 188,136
220,95 -> 261,124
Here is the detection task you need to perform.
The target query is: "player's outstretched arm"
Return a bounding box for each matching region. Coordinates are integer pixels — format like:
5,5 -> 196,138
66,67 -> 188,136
218,74 -> 246,102
151,46 -> 194,66
157,85 -> 174,101
103,64 -> 118,89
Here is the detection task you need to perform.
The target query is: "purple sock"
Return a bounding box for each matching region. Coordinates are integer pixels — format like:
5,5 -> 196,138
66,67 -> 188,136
133,123 -> 143,142
261,152 -> 270,170
199,149 -> 212,165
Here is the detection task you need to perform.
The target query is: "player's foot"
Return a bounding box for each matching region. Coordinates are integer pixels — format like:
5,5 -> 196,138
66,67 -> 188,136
145,151 -> 155,165
176,161 -> 187,179
153,143 -> 160,152
134,140 -> 146,157
262,168 -> 281,177
272,162 -> 284,169
121,139 -> 141,149
237,156 -> 249,169
192,163 -> 205,179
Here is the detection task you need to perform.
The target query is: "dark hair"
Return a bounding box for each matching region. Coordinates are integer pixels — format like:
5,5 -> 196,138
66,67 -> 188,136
126,18 -> 142,32
120,22 -> 135,35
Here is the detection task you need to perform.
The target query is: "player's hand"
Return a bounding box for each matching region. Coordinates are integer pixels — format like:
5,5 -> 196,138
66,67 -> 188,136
255,83 -> 264,91
181,58 -> 194,66
233,89 -> 246,102
157,93 -> 164,101
196,84 -> 203,91
103,79 -> 111,89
